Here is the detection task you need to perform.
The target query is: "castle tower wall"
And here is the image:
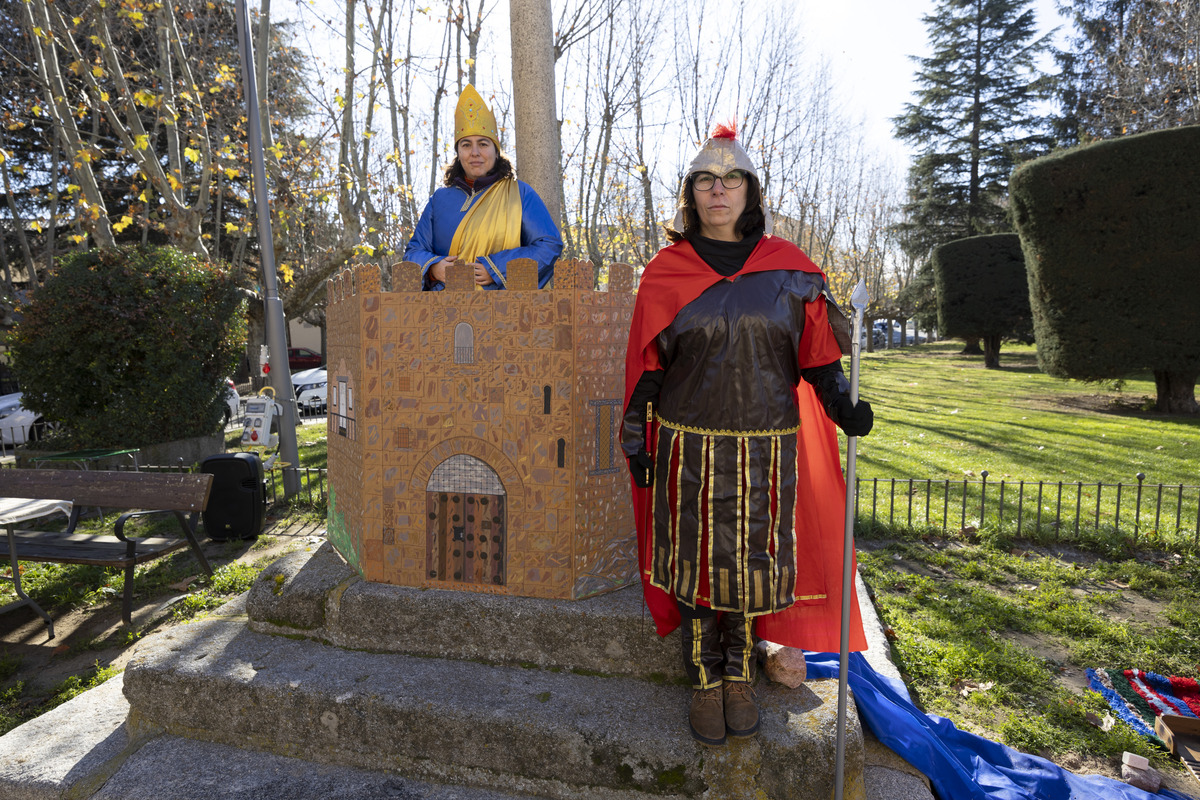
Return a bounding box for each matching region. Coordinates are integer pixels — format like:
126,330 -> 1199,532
324,258 -> 636,600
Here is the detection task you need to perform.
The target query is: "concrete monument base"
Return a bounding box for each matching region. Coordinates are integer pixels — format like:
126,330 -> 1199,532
0,542 -> 932,799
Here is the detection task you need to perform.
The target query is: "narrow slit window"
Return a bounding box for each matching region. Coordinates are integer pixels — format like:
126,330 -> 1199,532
589,399 -> 622,475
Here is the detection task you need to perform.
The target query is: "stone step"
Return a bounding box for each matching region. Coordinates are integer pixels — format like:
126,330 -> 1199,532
245,543 -> 681,679
93,734 -> 551,800
122,616 -> 867,800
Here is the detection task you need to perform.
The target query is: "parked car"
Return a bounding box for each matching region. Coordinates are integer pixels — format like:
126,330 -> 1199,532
287,347 -> 323,371
292,368 -> 327,413
0,392 -> 46,446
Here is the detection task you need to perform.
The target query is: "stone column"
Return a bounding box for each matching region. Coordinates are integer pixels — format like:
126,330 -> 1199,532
509,0 -> 562,224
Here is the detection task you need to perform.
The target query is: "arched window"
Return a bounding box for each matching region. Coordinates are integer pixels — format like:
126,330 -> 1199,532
557,438 -> 566,468
543,385 -> 551,414
454,322 -> 474,364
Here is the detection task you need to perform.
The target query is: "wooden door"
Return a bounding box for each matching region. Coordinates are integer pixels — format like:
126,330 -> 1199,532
426,491 -> 505,586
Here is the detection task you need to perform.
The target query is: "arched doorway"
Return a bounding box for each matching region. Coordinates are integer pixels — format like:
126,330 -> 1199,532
425,455 -> 506,586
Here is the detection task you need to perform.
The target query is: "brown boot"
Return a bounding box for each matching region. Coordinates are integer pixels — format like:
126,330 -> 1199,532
723,680 -> 760,737
689,687 -> 726,746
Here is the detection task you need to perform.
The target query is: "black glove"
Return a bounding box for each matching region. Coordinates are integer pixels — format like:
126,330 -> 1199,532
832,397 -> 874,437
628,448 -> 654,488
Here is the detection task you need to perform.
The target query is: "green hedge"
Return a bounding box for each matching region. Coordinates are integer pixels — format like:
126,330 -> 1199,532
9,245 -> 247,448
1010,126 -> 1200,381
932,233 -> 1030,340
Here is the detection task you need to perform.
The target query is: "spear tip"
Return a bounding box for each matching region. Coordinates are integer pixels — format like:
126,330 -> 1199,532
850,280 -> 869,312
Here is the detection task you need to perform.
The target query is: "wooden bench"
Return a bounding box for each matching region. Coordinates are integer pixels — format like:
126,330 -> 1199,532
0,470 -> 214,634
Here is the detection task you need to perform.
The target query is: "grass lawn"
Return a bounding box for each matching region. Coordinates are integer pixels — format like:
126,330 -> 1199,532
854,341 -> 1200,787
857,342 -> 1199,485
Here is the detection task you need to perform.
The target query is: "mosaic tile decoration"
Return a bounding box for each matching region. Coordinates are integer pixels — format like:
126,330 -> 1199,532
325,258 -> 637,600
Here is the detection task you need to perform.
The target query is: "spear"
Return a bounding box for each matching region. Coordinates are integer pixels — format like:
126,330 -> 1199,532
834,280 -> 869,800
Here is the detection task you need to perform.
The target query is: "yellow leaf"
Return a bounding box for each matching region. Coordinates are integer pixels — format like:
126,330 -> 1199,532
184,146 -> 200,163
76,149 -> 94,163
66,184 -> 80,194
134,90 -> 158,108
112,215 -> 133,233
224,222 -> 238,233
11,164 -> 24,176
69,234 -> 86,243
134,134 -> 149,150
73,16 -> 82,24
31,220 -> 42,233
69,61 -> 85,76
167,174 -> 182,190
0,149 -> 5,164
31,105 -> 42,116
223,168 -> 239,179
92,65 -> 105,78
138,190 -> 148,202
100,91 -> 109,102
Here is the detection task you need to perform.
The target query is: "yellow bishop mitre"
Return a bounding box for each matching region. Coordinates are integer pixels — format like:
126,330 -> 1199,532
454,84 -> 501,149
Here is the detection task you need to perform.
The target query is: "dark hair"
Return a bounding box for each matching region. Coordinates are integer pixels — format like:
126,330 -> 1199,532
443,152 -> 514,187
664,172 -> 765,243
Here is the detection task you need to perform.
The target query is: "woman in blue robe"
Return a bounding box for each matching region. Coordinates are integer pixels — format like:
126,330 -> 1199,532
403,85 -> 562,291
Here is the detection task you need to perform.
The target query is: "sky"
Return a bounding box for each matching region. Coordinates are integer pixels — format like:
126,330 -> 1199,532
278,0 -> 1071,178
798,0 -> 1068,170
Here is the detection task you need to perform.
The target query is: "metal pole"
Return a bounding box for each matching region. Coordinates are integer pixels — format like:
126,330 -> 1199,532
233,0 -> 300,495
835,280 -> 868,800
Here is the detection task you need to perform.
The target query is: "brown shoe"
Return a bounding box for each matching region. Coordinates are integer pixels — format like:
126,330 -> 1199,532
689,687 -> 726,746
723,681 -> 759,737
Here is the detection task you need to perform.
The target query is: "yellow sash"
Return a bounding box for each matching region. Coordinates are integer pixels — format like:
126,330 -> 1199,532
449,177 -> 522,289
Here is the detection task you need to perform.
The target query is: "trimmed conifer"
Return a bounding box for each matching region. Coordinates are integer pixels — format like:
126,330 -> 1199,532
1010,125 -> 1200,413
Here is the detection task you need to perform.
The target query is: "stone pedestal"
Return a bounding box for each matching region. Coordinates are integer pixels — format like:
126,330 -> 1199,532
121,543 -> 870,800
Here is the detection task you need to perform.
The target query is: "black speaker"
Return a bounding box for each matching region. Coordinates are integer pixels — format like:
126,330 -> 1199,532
200,452 -> 265,541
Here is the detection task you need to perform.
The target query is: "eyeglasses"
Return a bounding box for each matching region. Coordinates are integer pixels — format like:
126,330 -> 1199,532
693,170 -> 746,191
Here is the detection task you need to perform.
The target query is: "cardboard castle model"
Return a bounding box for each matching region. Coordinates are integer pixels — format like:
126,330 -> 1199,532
323,256 -> 638,600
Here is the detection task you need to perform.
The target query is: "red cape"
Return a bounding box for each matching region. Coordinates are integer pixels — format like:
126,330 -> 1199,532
624,235 -> 866,653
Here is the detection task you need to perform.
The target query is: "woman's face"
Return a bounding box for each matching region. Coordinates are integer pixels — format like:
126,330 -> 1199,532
693,171 -> 748,241
457,136 -> 497,181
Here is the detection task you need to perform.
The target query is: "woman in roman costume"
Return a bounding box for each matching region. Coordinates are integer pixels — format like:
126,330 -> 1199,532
622,124 -> 875,746
404,85 -> 562,290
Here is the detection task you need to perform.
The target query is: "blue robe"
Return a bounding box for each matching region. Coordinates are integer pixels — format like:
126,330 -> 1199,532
403,179 -> 562,290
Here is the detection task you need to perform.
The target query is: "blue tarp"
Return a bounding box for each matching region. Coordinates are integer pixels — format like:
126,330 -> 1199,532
806,652 -> 1194,800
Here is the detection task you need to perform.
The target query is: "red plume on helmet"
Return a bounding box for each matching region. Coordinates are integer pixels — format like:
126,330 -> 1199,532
711,121 -> 737,140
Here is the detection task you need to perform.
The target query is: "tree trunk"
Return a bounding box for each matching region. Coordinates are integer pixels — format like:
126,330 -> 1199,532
960,337 -> 983,355
982,334 -> 1002,369
1153,370 -> 1199,414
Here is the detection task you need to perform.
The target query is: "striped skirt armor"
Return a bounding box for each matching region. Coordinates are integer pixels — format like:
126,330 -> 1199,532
650,416 -> 799,617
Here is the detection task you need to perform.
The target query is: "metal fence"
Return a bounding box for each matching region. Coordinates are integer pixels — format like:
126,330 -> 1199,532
131,462 -> 329,507
854,473 -> 1200,547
